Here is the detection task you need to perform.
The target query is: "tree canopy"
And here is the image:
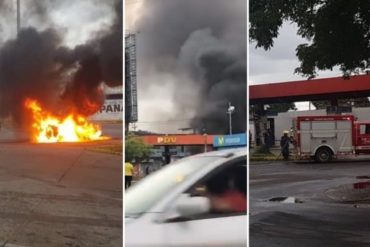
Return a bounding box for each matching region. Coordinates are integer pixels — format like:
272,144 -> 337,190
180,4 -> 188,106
312,97 -> 370,109
266,103 -> 297,113
250,0 -> 370,78
125,133 -> 152,162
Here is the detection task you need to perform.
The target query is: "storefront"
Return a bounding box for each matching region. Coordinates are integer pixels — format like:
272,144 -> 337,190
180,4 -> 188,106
141,134 -> 214,164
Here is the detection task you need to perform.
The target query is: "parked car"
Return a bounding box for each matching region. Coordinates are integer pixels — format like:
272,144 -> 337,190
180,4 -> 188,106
125,148 -> 247,247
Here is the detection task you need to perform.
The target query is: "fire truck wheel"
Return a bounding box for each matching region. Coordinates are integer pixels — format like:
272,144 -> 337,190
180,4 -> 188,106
315,147 -> 332,163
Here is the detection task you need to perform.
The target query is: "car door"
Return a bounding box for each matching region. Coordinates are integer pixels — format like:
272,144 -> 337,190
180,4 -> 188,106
162,158 -> 247,247
165,214 -> 246,247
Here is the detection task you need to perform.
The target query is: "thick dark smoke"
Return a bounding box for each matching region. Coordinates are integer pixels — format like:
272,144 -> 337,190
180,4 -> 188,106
0,28 -> 63,124
136,0 -> 246,134
0,0 -> 122,125
61,0 -> 123,115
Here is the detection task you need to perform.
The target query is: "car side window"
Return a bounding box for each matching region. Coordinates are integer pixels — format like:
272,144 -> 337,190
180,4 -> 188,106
366,124 -> 370,134
360,124 -> 370,135
166,160 -> 247,222
360,125 -> 366,135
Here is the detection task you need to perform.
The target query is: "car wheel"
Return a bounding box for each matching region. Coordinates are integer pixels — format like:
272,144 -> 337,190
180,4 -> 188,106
315,147 -> 332,163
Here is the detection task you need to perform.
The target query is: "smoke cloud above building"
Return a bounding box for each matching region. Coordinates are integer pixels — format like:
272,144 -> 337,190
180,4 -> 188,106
133,0 -> 246,134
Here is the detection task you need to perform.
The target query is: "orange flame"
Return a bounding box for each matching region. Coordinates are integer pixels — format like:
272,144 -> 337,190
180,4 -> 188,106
25,98 -> 107,143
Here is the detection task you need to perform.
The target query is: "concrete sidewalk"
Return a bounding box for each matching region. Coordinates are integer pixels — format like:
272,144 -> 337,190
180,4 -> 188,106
0,142 -> 122,247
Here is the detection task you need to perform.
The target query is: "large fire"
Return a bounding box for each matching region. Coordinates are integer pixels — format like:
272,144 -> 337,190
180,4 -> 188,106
25,98 -> 107,143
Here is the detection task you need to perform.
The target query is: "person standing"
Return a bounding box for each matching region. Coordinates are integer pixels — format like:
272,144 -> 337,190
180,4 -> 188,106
125,161 -> 134,189
145,165 -> 151,176
280,131 -> 291,160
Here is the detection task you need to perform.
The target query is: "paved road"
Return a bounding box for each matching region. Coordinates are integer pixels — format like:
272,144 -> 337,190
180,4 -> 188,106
0,141 -> 122,247
250,160 -> 370,246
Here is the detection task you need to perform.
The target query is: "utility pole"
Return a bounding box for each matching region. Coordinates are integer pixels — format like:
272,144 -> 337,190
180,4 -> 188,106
227,102 -> 235,135
17,0 -> 20,35
203,133 -> 207,153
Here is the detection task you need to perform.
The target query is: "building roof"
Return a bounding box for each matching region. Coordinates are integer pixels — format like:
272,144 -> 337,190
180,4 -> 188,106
250,75 -> 370,104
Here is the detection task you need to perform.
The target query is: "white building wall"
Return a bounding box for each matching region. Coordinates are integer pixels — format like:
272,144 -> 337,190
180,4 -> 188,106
104,85 -> 122,94
249,121 -> 255,144
352,107 -> 370,121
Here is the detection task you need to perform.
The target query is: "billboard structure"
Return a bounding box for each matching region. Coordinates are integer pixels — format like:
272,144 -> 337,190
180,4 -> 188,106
125,33 -> 138,124
89,85 -> 123,121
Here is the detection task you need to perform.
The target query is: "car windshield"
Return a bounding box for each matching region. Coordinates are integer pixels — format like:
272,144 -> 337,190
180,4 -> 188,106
125,156 -> 219,217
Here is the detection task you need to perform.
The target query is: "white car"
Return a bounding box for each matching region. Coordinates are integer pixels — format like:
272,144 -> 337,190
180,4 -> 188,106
125,148 -> 247,247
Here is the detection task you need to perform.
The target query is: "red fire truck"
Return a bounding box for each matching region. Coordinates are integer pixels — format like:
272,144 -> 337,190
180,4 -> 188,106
295,115 -> 370,162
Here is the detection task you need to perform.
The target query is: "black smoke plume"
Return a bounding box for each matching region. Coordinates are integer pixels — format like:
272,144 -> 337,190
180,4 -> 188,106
0,0 -> 122,125
135,0 -> 246,134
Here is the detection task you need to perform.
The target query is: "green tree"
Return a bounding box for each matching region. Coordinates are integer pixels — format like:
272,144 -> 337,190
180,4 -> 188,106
250,0 -> 370,78
351,98 -> 370,107
249,103 -> 296,117
125,133 -> 152,162
266,103 -> 297,113
312,100 -> 329,110
312,98 -> 370,109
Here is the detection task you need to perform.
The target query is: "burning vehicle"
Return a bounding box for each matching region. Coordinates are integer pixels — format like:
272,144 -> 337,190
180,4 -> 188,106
0,0 -> 122,143
25,98 -> 107,143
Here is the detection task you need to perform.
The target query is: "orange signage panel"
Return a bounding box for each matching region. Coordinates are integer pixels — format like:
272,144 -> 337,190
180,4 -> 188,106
142,134 -> 214,146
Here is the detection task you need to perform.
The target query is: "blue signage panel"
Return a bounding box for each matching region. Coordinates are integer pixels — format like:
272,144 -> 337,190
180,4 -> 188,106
213,133 -> 247,147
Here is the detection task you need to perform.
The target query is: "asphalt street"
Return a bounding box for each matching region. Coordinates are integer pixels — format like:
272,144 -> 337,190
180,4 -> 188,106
250,159 -> 370,246
0,141 -> 122,247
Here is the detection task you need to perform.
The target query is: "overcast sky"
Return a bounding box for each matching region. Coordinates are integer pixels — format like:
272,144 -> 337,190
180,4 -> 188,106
126,0 -> 180,133
250,22 -> 341,84
250,22 -> 341,110
0,0 -> 114,48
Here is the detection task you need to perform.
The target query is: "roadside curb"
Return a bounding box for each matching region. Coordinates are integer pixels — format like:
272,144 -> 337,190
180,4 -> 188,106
87,147 -> 122,156
1,243 -> 29,247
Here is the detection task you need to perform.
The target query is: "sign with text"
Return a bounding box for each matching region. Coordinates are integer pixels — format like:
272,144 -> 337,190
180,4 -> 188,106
157,136 -> 177,144
89,99 -> 123,121
213,133 -> 247,147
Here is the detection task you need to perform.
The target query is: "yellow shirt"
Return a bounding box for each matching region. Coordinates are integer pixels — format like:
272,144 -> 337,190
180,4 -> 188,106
125,162 -> 134,176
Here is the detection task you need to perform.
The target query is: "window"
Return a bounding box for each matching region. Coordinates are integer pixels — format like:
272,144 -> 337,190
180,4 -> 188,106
366,125 -> 370,134
166,159 -> 247,222
360,124 -> 370,135
191,162 -> 246,214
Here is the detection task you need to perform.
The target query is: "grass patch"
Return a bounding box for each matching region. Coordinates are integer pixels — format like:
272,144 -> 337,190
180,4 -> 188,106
88,144 -> 122,155
250,156 -> 282,162
250,147 -> 282,161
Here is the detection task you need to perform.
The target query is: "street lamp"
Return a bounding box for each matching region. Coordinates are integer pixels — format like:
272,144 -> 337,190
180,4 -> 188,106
226,102 -> 235,135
